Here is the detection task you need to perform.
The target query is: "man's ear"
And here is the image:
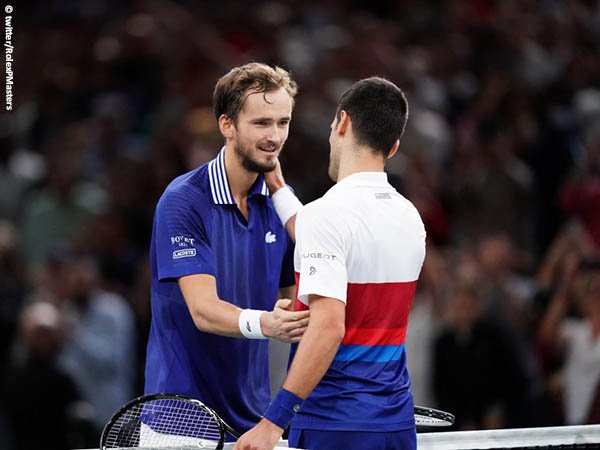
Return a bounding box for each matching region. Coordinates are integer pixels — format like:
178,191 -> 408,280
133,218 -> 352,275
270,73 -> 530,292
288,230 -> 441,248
387,140 -> 400,160
218,114 -> 235,139
336,110 -> 350,136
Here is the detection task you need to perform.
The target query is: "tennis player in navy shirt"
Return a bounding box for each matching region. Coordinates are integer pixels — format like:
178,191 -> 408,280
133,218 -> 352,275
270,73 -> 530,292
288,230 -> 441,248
144,63 -> 309,435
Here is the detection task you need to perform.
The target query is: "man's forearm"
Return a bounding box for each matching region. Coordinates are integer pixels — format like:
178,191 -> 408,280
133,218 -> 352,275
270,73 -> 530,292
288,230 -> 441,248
284,215 -> 296,243
258,297 -> 343,433
179,274 -> 308,341
281,297 -> 345,398
179,275 -> 245,336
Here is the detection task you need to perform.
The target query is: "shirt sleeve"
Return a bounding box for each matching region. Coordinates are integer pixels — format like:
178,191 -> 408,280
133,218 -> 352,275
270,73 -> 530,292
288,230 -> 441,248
154,188 -> 216,280
296,202 -> 349,305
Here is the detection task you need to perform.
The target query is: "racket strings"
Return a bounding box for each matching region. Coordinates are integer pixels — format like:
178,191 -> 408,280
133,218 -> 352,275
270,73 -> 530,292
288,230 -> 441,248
104,398 -> 222,448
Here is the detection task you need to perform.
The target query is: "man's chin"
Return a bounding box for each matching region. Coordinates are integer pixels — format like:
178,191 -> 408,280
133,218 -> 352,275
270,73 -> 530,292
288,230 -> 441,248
241,156 -> 277,174
258,161 -> 278,173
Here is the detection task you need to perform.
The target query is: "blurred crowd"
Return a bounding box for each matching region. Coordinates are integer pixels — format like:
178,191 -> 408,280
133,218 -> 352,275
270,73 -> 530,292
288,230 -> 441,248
1,0 -> 600,448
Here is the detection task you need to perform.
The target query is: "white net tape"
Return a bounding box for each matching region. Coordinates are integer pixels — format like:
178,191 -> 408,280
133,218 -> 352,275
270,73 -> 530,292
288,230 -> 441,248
96,421 -> 600,450
418,425 -> 600,450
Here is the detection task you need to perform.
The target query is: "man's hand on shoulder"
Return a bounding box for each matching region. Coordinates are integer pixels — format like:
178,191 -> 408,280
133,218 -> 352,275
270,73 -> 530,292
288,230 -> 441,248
261,299 -> 309,343
264,159 -> 286,194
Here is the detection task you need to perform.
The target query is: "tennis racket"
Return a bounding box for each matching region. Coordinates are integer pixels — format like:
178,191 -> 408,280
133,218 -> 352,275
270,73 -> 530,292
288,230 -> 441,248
414,405 -> 455,427
100,393 -> 240,450
101,393 -> 454,450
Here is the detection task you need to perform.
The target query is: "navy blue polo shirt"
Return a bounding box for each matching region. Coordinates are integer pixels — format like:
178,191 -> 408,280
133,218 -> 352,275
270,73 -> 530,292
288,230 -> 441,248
144,148 -> 295,433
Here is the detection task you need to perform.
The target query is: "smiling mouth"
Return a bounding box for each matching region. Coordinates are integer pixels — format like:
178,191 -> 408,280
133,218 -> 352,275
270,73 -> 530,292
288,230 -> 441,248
258,146 -> 278,154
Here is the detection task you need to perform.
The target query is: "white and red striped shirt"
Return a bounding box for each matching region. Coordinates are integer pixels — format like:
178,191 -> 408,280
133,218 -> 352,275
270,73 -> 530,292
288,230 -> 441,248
292,171 -> 426,431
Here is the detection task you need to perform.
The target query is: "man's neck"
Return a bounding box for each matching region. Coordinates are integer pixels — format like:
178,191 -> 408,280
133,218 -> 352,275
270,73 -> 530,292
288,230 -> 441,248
224,145 -> 259,203
336,145 -> 386,182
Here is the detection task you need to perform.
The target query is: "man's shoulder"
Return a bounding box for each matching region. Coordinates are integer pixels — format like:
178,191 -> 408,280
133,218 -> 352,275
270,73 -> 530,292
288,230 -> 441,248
160,165 -> 211,207
297,197 -> 354,236
301,196 -> 350,221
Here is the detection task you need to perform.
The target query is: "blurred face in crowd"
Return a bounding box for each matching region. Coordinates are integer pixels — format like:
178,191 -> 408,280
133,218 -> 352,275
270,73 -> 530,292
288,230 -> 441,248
223,88 -> 292,173
477,233 -> 513,278
20,302 -> 64,359
61,257 -> 97,302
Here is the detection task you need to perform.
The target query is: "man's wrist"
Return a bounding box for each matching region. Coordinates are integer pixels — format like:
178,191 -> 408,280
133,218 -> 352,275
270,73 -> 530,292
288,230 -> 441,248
271,186 -> 302,226
258,417 -> 284,433
263,388 -> 304,430
259,311 -> 275,339
238,309 -> 268,339
266,178 -> 286,193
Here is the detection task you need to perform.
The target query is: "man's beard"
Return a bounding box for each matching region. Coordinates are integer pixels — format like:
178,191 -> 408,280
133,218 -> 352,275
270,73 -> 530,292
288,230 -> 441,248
235,143 -> 278,173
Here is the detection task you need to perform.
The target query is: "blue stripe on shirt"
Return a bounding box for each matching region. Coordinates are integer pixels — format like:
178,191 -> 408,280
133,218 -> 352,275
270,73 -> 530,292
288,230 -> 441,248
334,343 -> 405,362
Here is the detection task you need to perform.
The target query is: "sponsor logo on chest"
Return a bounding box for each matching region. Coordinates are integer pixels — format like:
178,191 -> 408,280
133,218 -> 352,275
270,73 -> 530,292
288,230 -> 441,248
171,235 -> 196,247
302,252 -> 336,260
173,248 -> 197,259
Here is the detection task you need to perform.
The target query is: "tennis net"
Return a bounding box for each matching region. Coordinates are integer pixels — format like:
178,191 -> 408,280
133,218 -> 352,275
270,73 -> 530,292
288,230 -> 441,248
93,447 -> 282,450
80,426 -> 600,450
84,441 -> 297,449
417,425 -> 600,449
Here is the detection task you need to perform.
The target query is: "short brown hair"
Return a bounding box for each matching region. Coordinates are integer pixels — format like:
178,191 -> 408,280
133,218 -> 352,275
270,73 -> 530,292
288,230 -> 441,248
213,63 -> 298,122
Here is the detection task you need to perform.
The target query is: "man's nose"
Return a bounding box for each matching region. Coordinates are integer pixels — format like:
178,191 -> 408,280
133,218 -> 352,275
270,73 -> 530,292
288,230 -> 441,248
266,124 -> 282,143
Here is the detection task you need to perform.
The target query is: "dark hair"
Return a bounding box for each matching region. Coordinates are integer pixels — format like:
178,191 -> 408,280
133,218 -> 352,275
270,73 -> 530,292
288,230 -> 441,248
213,62 -> 298,122
335,77 -> 408,157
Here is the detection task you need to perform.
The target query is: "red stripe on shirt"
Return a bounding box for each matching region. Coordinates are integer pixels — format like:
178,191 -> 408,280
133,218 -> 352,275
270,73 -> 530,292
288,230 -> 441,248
294,272 -> 309,311
345,281 -> 416,328
294,274 -> 416,340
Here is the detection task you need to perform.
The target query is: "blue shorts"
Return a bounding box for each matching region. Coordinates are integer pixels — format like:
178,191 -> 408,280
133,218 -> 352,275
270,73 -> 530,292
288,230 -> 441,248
288,427 -> 416,450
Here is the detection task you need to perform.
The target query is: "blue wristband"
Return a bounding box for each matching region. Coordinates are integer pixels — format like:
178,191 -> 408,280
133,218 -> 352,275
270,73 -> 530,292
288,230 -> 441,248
263,388 -> 303,429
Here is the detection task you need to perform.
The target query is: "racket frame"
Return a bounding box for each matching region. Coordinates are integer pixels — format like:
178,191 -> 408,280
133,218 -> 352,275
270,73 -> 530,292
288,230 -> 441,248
414,405 -> 455,427
100,393 -> 241,450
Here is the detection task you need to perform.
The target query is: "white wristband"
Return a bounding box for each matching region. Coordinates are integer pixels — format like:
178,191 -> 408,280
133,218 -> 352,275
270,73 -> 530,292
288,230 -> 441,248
238,309 -> 267,339
271,186 -> 303,226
